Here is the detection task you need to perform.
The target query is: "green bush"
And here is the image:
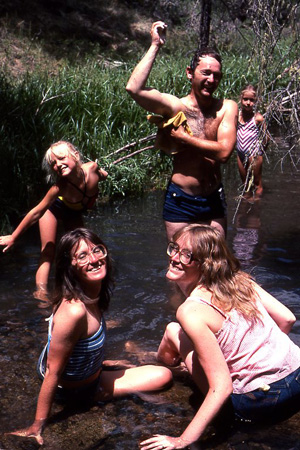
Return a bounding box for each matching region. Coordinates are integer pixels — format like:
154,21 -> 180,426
0,34 -> 297,230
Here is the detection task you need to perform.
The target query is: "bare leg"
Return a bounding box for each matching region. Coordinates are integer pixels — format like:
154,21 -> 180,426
97,365 -> 172,400
157,322 -> 183,366
165,221 -> 190,242
165,217 -> 226,242
237,156 -> 256,199
251,155 -> 263,196
35,210 -> 58,295
158,322 -> 209,394
237,156 -> 247,184
209,218 -> 226,238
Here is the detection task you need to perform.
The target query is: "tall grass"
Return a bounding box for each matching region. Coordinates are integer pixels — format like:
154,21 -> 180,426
0,59 -> 174,230
0,36 -> 296,231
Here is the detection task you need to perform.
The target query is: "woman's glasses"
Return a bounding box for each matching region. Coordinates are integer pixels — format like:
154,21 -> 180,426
167,242 -> 195,265
73,245 -> 107,266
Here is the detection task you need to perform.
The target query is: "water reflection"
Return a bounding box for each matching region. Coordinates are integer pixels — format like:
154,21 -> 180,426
232,198 -> 265,272
0,140 -> 300,449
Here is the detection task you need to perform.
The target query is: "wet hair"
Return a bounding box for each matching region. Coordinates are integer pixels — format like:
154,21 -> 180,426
190,47 -> 222,73
42,140 -> 82,183
240,84 -> 257,101
52,228 -> 114,311
172,224 -> 260,322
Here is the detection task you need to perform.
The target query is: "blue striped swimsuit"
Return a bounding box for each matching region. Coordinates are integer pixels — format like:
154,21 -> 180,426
38,313 -> 106,382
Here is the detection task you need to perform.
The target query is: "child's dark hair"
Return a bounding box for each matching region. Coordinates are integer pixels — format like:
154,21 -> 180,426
190,47 -> 222,73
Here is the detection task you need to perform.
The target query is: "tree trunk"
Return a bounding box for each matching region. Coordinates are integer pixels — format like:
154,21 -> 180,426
199,0 -> 212,48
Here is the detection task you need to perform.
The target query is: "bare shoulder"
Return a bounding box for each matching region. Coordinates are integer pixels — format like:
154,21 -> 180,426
218,99 -> 238,135
176,299 -> 195,317
254,112 -> 264,124
41,184 -> 60,204
47,184 -> 60,195
55,299 -> 86,328
51,300 -> 88,344
177,298 -> 225,335
55,179 -> 67,193
82,161 -> 98,172
177,299 -> 208,326
164,93 -> 187,116
223,99 -> 238,113
176,301 -> 204,335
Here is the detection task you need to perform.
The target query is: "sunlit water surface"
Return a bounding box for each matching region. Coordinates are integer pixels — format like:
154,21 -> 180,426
0,139 -> 299,449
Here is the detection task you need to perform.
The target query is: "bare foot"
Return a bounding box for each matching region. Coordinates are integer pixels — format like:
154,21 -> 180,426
125,341 -> 157,364
33,284 -> 49,301
105,318 -> 124,329
102,359 -> 136,369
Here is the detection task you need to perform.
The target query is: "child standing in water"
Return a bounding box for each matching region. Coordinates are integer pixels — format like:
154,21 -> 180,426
0,141 -> 108,299
236,85 -> 269,197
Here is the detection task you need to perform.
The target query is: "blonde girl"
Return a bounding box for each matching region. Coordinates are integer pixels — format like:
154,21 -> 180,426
236,85 -> 269,196
0,141 -> 107,298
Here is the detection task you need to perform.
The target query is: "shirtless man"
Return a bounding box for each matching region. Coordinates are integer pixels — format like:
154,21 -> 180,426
126,21 -> 238,240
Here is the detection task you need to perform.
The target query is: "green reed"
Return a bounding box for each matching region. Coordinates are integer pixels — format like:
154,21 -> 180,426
0,38 -> 296,230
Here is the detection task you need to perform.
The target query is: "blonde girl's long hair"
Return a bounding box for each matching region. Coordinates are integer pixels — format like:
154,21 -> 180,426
173,224 -> 260,322
42,140 -> 82,183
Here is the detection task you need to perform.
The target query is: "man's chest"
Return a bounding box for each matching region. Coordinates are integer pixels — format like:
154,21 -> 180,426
184,109 -> 222,139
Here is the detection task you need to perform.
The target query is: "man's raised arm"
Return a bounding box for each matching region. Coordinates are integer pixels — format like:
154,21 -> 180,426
126,21 -> 178,117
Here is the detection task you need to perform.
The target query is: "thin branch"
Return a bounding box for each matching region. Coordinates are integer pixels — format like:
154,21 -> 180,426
112,145 -> 155,165
106,134 -> 156,158
35,89 -> 78,115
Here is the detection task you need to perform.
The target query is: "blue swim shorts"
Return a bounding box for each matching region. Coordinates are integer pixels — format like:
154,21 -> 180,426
231,366 -> 300,424
163,182 -> 227,223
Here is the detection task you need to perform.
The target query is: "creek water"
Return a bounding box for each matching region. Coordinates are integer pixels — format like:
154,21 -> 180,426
0,137 -> 299,449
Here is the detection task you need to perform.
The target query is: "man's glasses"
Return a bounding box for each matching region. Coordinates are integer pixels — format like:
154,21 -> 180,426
167,242 -> 195,265
73,244 -> 107,266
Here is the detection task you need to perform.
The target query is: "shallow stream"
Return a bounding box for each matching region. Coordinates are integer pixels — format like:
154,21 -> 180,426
0,138 -> 299,449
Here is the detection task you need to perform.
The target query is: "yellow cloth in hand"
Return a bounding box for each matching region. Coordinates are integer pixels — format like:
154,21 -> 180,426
147,111 -> 193,155
147,111 -> 193,135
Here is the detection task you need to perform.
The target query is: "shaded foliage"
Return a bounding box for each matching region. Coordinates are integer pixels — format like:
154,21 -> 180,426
0,0 -> 299,231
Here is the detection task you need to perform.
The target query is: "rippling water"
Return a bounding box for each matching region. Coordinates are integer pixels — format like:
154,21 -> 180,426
0,138 -> 299,449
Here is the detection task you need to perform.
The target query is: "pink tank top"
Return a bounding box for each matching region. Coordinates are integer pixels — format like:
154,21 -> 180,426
186,296 -> 300,394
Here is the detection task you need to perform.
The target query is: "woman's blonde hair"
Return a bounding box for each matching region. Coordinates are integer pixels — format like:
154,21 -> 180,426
173,224 -> 260,321
42,140 -> 82,183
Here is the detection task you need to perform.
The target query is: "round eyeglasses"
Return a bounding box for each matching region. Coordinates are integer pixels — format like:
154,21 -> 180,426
73,244 -> 107,266
167,242 -> 195,265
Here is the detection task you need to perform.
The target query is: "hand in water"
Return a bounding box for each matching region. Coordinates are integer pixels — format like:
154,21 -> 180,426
6,420 -> 45,445
0,235 -> 15,252
140,434 -> 189,449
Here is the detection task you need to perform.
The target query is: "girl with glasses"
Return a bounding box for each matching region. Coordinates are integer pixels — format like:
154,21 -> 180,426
141,224 -> 300,450
7,228 -> 172,445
